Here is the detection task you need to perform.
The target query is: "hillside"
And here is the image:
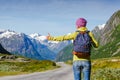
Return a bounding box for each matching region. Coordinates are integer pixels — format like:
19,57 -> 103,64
91,10 -> 120,59
92,24 -> 105,42
100,10 -> 120,46
56,10 -> 120,61
55,44 -> 73,62
91,24 -> 120,59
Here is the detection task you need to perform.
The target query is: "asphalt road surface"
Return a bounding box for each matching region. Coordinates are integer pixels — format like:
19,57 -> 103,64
0,62 -> 74,80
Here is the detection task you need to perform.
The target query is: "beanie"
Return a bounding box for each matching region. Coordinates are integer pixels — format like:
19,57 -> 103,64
76,18 -> 87,27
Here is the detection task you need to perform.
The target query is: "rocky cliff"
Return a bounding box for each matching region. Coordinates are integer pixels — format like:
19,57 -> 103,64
100,10 -> 120,45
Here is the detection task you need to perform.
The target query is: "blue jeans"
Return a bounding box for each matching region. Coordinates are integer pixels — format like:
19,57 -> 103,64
73,60 -> 91,80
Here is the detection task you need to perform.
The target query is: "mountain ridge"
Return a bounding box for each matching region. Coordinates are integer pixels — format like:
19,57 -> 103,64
100,10 -> 120,45
0,29 -> 71,60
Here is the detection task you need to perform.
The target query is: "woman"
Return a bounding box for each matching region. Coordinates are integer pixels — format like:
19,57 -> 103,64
46,18 -> 98,80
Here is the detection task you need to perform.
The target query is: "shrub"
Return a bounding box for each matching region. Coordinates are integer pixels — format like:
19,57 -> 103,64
91,68 -> 120,80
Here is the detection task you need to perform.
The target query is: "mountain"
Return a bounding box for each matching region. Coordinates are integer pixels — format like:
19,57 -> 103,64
56,10 -> 120,61
91,10 -> 120,59
100,10 -> 120,46
29,36 -> 56,60
0,29 -> 71,60
30,33 -> 72,53
0,29 -> 44,60
92,24 -> 105,42
0,43 -> 11,54
0,30 -> 56,60
55,44 -> 73,62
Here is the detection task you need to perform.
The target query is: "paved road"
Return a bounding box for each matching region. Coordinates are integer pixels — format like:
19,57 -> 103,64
0,62 -> 74,80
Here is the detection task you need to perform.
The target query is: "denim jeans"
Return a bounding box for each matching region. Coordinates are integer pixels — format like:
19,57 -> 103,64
73,60 -> 91,80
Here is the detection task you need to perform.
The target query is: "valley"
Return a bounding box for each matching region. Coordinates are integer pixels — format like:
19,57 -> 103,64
0,10 -> 120,80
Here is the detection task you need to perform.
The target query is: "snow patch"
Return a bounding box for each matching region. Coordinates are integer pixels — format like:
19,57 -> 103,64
30,33 -> 59,43
98,24 -> 105,30
0,30 -> 16,38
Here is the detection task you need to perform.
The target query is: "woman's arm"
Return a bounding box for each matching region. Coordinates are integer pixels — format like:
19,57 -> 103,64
46,32 -> 77,41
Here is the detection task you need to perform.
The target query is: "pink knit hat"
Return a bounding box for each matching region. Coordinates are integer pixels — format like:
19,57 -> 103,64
76,18 -> 87,27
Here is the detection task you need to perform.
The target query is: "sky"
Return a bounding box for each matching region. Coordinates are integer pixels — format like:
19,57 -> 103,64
0,0 -> 120,36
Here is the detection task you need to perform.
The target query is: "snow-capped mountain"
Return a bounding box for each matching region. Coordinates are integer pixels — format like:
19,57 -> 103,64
0,29 -> 18,38
97,24 -> 105,30
0,30 -> 57,60
0,30 -> 43,60
0,29 -> 71,60
92,24 -> 105,41
30,33 -> 72,53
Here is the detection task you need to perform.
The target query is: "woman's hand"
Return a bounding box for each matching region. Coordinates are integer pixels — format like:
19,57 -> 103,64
46,33 -> 51,40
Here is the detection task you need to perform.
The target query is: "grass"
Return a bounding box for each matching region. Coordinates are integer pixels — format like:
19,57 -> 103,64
91,68 -> 120,80
91,57 -> 120,80
0,60 -> 59,76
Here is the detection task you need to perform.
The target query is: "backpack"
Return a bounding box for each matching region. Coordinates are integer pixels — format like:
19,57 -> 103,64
73,31 -> 92,53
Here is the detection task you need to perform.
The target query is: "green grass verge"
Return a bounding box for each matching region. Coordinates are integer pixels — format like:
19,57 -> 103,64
91,57 -> 120,80
0,60 -> 59,76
